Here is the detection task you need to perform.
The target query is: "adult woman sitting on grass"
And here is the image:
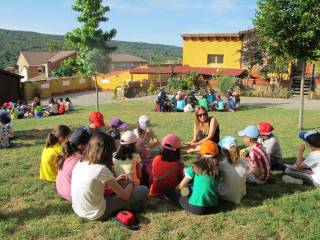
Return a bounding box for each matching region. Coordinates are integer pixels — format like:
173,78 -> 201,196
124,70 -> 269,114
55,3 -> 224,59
71,132 -> 148,221
56,128 -> 91,202
185,107 -> 220,154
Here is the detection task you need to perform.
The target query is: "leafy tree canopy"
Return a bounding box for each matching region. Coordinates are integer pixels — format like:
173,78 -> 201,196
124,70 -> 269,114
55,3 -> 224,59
66,0 -> 117,77
253,0 -> 320,61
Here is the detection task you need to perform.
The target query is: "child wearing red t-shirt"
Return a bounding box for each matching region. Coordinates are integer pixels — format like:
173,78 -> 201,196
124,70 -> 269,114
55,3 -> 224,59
149,134 -> 184,197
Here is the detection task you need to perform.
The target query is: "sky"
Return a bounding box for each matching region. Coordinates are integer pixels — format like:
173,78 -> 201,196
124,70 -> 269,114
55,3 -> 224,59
0,0 -> 257,46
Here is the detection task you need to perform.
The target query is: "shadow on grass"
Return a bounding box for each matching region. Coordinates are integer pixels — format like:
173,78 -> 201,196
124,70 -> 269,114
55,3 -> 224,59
1,201 -> 73,225
238,102 -> 287,111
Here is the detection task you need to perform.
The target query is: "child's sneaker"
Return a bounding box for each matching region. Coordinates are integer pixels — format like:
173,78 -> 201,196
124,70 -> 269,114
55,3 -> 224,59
282,175 -> 303,185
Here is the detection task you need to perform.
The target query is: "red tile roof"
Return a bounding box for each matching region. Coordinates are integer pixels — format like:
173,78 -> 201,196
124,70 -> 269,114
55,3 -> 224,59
129,65 -> 245,77
110,53 -> 147,63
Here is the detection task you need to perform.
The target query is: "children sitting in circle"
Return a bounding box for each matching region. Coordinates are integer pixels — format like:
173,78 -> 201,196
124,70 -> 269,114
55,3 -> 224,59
218,136 -> 247,204
71,132 -> 148,221
238,125 -> 271,184
113,131 -> 142,186
150,134 -> 184,197
164,140 -> 220,215
56,127 -> 91,202
36,109 -> 320,223
39,125 -> 71,182
282,130 -> 320,186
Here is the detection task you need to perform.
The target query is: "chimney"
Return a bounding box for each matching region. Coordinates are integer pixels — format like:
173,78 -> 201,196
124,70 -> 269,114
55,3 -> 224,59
44,61 -> 51,78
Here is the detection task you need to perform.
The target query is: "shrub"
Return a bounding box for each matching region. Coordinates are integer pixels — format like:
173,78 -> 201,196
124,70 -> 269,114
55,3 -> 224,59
217,76 -> 236,94
167,72 -> 198,91
147,83 -> 156,95
241,86 -> 291,98
309,89 -> 320,99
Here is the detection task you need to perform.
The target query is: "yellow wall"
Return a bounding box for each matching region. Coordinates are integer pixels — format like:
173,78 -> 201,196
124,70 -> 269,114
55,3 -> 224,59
22,77 -> 93,100
96,71 -> 132,90
132,73 -> 149,81
183,39 -> 242,69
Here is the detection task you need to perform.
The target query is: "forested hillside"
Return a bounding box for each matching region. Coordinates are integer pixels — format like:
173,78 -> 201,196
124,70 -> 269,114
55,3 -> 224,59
0,29 -> 182,68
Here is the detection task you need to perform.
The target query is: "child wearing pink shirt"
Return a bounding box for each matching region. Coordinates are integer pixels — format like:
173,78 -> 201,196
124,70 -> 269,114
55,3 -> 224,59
56,128 -> 90,202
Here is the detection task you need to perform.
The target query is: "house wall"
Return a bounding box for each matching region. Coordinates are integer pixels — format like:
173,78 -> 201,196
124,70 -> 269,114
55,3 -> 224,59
183,38 -> 242,69
22,77 -> 93,100
96,70 -> 132,90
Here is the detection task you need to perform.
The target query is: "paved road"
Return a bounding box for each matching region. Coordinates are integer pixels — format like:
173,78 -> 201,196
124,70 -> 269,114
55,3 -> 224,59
41,91 -> 319,110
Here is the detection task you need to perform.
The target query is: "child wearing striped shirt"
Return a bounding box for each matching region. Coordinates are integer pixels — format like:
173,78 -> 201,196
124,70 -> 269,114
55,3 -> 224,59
239,125 -> 271,184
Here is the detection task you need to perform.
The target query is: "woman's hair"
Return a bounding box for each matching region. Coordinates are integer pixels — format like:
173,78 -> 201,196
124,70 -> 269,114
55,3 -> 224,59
194,107 -> 211,135
221,147 -> 240,165
45,125 -> 71,148
49,98 -> 55,104
114,143 -> 136,161
82,132 -> 116,170
65,97 -> 71,102
161,148 -> 181,162
193,156 -> 219,179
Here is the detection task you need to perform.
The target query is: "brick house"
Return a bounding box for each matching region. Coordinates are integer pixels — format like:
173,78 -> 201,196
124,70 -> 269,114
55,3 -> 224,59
17,51 -> 77,81
110,53 -> 147,72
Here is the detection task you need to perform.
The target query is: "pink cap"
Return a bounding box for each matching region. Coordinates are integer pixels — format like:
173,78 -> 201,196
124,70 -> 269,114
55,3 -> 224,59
162,134 -> 181,151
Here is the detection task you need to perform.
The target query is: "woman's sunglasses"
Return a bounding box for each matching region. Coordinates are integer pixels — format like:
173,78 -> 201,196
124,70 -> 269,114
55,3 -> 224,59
198,113 -> 207,117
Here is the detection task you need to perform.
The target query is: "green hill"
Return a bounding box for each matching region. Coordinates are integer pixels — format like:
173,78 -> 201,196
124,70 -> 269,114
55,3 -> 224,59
0,28 -> 182,68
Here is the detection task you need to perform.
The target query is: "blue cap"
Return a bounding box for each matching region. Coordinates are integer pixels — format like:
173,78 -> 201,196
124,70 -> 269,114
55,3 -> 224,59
299,130 -> 318,140
238,125 -> 260,139
219,136 -> 237,150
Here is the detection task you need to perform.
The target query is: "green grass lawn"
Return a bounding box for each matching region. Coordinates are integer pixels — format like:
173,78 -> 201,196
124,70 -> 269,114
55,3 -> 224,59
1,101 -> 320,240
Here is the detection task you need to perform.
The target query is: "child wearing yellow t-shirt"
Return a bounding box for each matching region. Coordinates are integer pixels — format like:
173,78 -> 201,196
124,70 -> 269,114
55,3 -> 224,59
39,125 -> 71,182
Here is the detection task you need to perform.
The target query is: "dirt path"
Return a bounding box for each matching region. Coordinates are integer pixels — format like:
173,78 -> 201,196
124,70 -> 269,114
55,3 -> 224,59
40,91 -> 319,110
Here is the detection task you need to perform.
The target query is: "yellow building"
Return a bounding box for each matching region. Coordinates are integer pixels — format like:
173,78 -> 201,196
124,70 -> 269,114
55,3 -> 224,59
181,33 -> 242,69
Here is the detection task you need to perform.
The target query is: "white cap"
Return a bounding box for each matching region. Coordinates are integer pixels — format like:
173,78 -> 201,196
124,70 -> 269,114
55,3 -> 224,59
138,115 -> 151,130
120,131 -> 138,145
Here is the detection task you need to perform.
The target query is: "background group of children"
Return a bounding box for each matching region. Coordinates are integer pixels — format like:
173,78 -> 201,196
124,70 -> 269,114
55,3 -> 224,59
37,111 -> 320,221
155,88 -> 240,113
0,97 -> 74,149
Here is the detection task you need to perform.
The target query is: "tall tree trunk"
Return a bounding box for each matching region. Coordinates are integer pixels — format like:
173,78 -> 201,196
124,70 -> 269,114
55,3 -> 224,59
95,75 -> 100,112
298,61 -> 306,129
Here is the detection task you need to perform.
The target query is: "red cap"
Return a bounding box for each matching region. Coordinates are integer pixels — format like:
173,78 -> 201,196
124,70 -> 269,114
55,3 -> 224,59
258,122 -> 274,135
89,112 -> 105,128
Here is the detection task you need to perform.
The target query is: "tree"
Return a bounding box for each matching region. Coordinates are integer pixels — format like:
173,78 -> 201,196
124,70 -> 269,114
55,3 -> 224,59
239,30 -> 264,80
52,58 -> 78,77
66,0 -> 117,111
46,40 -> 63,51
260,54 -> 290,85
254,0 -> 320,129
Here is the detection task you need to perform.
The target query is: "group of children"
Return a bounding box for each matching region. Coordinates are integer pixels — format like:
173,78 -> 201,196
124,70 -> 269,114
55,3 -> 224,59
0,97 -> 74,149
38,111 -> 320,221
41,97 -> 74,118
155,88 -> 240,113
